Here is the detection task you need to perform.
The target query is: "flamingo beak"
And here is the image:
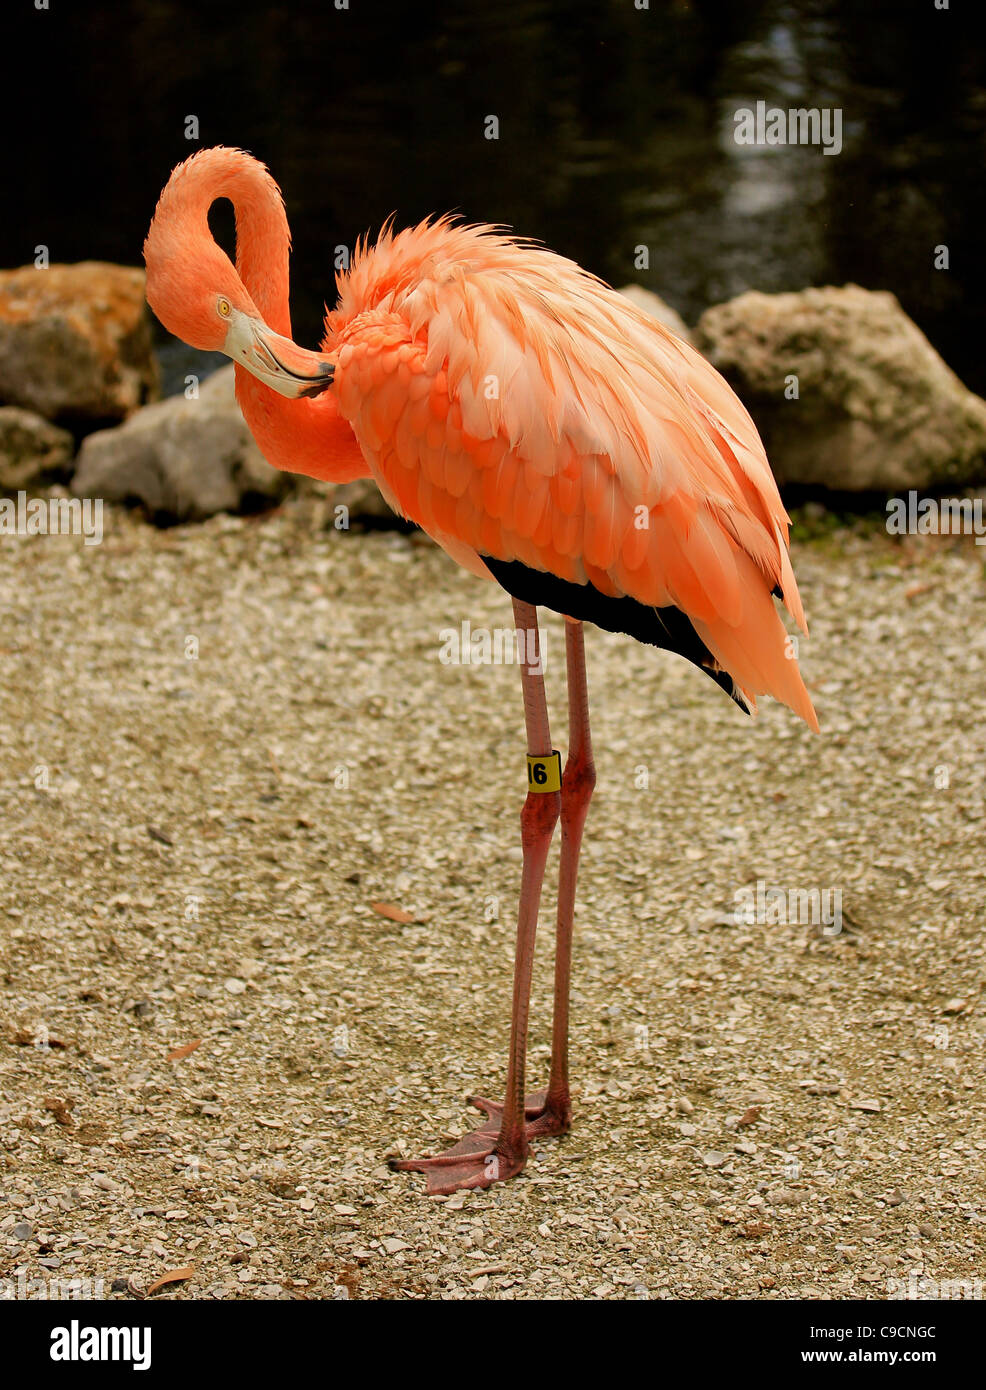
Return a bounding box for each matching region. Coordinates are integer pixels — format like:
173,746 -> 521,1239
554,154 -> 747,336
223,308 -> 334,399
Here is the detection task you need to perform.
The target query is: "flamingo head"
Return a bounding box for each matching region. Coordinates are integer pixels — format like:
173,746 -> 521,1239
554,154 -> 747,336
215,291 -> 335,400
144,184 -> 334,400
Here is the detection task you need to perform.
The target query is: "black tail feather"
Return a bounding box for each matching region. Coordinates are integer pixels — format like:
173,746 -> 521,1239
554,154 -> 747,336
482,555 -> 748,714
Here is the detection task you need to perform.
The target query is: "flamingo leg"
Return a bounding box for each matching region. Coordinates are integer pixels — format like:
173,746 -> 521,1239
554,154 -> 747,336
469,618 -> 594,1135
390,600 -> 560,1193
547,618 -> 595,1118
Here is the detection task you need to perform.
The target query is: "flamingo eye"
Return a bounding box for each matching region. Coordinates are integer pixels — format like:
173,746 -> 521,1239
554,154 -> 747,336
217,297 -> 231,318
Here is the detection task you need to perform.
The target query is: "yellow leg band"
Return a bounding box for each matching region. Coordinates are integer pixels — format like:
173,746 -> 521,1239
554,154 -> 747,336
527,750 -> 562,793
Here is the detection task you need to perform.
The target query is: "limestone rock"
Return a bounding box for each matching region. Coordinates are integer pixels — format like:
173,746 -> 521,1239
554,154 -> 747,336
71,365 -> 289,522
696,285 -> 986,492
331,477 -> 396,526
0,407 -> 75,491
0,262 -> 158,424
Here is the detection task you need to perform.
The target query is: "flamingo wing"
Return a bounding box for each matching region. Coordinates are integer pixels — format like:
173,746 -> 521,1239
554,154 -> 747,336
327,225 -> 817,731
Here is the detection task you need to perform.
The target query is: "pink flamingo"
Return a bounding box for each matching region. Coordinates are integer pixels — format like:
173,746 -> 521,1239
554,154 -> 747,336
145,148 -> 818,1195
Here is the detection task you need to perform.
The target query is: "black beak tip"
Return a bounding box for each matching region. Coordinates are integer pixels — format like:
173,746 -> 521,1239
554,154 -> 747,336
299,362 -> 334,399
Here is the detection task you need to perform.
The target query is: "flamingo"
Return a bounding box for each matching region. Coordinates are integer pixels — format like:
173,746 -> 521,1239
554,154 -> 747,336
144,147 -> 818,1196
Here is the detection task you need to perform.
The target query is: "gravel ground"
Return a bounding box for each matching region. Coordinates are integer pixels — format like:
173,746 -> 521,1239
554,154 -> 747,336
1,492 -> 984,1301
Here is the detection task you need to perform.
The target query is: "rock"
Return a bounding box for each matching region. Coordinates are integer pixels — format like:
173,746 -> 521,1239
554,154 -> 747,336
767,1187 -> 804,1206
0,262 -> 159,424
331,476 -> 395,527
617,285 -> 694,345
71,365 -> 290,522
697,285 -> 986,492
0,407 -> 74,491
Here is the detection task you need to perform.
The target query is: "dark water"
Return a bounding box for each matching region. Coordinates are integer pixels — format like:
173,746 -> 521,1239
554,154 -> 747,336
5,1 -> 985,393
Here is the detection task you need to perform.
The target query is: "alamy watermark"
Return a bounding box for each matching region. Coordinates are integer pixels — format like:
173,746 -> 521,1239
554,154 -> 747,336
1,1270 -> 106,1300
886,491 -> 986,545
0,492 -> 103,546
733,101 -> 843,156
49,1318 -> 151,1371
887,1272 -> 983,1301
733,879 -> 843,935
439,621 -> 545,674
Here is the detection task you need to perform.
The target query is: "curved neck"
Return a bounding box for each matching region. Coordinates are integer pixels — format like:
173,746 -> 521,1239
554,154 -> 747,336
165,151 -> 293,337
205,155 -> 367,483
227,168 -> 292,338
234,365 -> 368,483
